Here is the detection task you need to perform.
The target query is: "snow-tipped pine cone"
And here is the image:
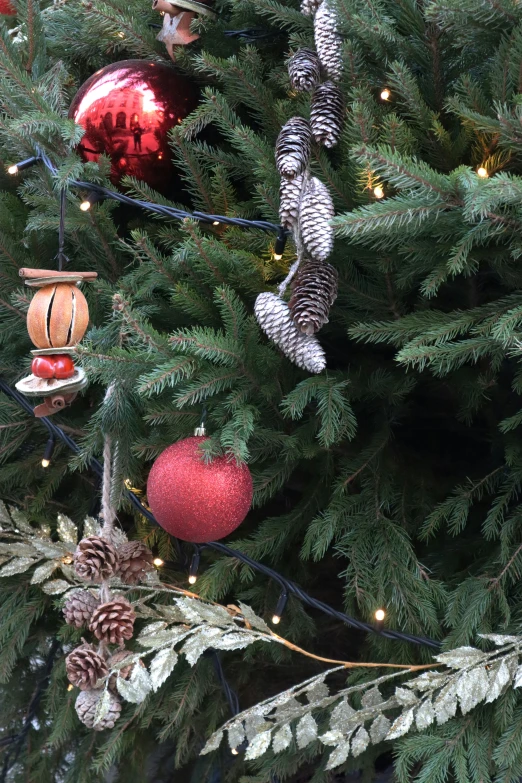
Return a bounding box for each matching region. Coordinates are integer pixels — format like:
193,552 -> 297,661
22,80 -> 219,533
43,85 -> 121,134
75,689 -> 122,731
63,589 -> 100,629
66,644 -> 108,691
89,598 -> 136,645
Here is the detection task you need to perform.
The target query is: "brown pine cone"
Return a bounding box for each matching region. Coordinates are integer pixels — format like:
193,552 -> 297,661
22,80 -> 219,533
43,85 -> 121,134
289,259 -> 339,335
74,536 -> 119,583
63,589 -> 100,629
299,176 -> 335,262
75,689 -> 122,731
288,48 -> 321,92
279,174 -> 304,231
66,644 -> 108,691
117,541 -> 154,585
275,117 -> 312,179
311,81 -> 344,148
89,598 -> 136,645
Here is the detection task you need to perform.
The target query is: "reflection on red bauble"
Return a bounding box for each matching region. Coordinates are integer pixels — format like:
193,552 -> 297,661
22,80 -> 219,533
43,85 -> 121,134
0,0 -> 15,15
147,437 -> 253,543
69,60 -> 198,193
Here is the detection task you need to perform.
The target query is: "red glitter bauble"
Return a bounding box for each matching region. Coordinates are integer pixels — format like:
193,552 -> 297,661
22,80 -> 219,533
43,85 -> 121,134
147,437 -> 253,543
69,60 -> 198,193
0,0 -> 15,15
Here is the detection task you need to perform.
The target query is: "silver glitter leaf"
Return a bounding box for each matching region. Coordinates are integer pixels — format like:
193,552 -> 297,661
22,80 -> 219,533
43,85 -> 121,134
227,722 -> 245,750
326,739 -> 351,770
0,543 -> 36,557
306,681 -> 329,704
150,647 -> 179,691
41,579 -> 71,594
434,682 -> 457,725
485,660 -> 511,703
245,730 -> 272,760
479,634 -> 521,645
117,661 -> 151,704
330,698 -> 356,732
514,665 -> 522,688
415,699 -> 435,730
320,729 -> 344,746
386,708 -> 415,740
361,687 -> 384,708
211,630 -> 262,651
93,688 -> 111,727
351,725 -> 370,757
395,687 -> 418,707
296,714 -> 318,748
138,621 -> 168,639
245,712 -> 271,739
457,667 -> 489,714
275,697 -> 303,721
155,604 -> 188,623
201,730 -> 223,755
434,646 -> 485,669
30,560 -> 58,584
370,714 -> 391,743
83,517 -> 101,537
56,514 -> 77,545
174,597 -> 233,626
181,627 -> 223,665
10,509 -> 34,535
239,602 -> 272,633
273,724 -> 293,754
31,539 -> 65,559
0,500 -> 11,527
407,671 -> 449,692
0,557 -> 37,576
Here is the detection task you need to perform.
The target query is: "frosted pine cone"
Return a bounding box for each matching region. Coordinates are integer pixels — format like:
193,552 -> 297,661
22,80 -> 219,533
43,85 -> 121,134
288,48 -> 321,92
66,644 -> 108,691
75,689 -> 122,731
301,0 -> 322,16
89,598 -> 136,645
289,259 -> 338,335
74,536 -> 118,583
63,589 -> 100,629
299,177 -> 335,262
311,81 -> 344,147
117,541 -> 154,585
279,174 -> 304,231
275,117 -> 312,179
255,292 -> 326,373
314,1 -> 343,81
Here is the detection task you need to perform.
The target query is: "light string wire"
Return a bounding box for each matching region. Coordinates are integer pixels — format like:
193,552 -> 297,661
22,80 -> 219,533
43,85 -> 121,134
19,152 -> 290,250
0,377 -> 442,652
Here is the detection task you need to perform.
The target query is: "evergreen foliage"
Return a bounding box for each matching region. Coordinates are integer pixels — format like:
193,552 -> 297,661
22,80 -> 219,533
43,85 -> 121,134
4,0 -> 522,781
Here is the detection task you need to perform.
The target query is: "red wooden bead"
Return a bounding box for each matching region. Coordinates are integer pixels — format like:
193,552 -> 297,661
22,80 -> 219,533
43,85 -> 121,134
54,355 -> 75,380
32,356 -> 56,379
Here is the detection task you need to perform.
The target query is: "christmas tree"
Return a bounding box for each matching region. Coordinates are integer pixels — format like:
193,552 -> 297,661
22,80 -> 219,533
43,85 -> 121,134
3,0 -> 522,781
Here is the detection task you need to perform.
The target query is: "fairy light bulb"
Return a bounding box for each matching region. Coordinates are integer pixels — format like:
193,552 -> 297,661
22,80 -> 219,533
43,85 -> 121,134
231,748 -> 239,756
375,609 -> 385,622
271,614 -> 281,625
41,437 -> 55,468
477,166 -> 488,178
373,185 -> 385,199
271,591 -> 288,625
380,88 -> 391,101
153,557 -> 164,567
7,164 -> 18,175
80,200 -> 91,211
188,551 -> 200,585
212,221 -> 220,226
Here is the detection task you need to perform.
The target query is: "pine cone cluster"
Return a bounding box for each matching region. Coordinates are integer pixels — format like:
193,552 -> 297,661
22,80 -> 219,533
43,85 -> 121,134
300,177 -> 335,262
89,598 -> 136,645
63,589 -> 100,629
276,117 -> 312,179
314,1 -> 343,82
289,260 -> 338,335
311,81 -> 344,147
117,541 -> 154,585
75,689 -> 122,731
288,48 -> 321,92
74,536 -> 118,583
279,174 -> 304,231
66,645 -> 108,691
255,292 -> 326,373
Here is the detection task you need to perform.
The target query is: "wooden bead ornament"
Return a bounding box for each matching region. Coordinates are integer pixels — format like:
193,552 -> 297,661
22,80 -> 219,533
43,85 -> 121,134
15,269 -> 97,416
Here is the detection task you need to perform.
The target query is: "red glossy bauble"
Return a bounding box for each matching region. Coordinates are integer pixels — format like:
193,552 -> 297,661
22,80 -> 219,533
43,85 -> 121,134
69,60 -> 198,193
0,0 -> 15,15
147,437 -> 253,543
32,356 -> 55,379
54,355 -> 75,380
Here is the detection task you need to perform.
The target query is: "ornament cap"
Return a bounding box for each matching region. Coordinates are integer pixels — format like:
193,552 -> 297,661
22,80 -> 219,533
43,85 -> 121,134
194,425 -> 206,436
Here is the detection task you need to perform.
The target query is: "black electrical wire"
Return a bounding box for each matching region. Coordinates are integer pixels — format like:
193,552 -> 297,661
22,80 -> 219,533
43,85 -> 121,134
0,377 -> 442,652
